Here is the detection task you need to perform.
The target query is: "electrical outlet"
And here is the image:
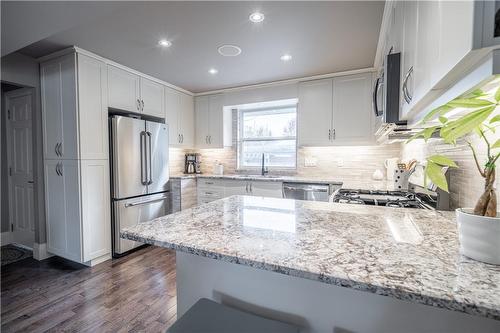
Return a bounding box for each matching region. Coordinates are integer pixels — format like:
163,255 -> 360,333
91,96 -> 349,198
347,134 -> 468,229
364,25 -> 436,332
304,157 -> 317,167
337,159 -> 344,167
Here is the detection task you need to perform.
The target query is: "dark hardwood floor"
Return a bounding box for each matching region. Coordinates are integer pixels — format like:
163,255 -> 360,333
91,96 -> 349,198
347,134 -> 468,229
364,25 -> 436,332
1,246 -> 177,332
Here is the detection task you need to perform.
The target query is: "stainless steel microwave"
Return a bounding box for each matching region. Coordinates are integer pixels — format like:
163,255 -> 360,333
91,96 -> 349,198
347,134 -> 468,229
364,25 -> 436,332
373,52 -> 406,126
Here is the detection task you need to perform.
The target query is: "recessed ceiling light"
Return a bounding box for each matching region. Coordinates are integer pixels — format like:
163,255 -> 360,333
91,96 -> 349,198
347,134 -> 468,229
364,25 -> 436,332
218,45 -> 242,57
249,12 -> 265,23
280,54 -> 292,62
208,68 -> 218,75
158,39 -> 172,47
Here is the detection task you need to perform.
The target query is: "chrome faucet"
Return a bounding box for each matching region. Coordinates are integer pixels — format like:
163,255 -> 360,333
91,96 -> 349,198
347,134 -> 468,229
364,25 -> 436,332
261,153 -> 269,176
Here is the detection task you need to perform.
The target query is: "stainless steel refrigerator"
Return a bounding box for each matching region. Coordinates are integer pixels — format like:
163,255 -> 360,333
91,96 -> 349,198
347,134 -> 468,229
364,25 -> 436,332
110,115 -> 169,255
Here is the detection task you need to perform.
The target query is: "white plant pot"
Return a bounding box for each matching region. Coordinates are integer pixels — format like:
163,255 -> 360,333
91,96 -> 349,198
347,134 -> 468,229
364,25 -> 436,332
456,208 -> 500,265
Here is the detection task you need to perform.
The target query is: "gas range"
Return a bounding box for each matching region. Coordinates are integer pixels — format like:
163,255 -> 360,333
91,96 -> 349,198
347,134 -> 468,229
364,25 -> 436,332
332,189 -> 438,210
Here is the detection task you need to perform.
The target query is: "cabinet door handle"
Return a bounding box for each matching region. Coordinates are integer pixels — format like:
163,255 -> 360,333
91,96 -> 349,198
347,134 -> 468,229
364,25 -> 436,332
332,129 -> 336,140
205,135 -> 208,144
328,129 -> 331,141
141,99 -> 145,110
402,66 -> 413,104
181,134 -> 184,143
55,163 -> 60,176
55,143 -> 59,156
58,142 -> 63,157
250,182 -> 253,193
137,99 -> 141,111
209,135 -> 211,144
59,162 -> 63,176
178,134 -> 181,143
245,183 -> 249,193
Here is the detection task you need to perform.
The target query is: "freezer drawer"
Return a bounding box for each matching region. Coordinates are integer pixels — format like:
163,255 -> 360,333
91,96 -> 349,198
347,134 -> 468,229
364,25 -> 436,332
113,192 -> 169,255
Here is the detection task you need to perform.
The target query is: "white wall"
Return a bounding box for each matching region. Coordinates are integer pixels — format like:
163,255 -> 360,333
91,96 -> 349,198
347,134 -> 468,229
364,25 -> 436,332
222,83 -> 298,107
1,52 -> 45,244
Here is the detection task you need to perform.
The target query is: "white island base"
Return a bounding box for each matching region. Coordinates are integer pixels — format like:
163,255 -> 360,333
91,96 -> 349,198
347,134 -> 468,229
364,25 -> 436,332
176,252 -> 500,333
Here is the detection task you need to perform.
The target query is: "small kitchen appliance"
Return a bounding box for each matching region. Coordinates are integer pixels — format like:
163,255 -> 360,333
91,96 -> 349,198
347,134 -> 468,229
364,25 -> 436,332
185,153 -> 201,174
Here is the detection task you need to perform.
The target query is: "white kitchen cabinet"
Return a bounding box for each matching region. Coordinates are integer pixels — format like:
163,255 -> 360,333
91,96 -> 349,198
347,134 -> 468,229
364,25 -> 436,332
298,73 -> 374,146
380,0 -> 499,122
332,73 -> 374,144
77,54 -> 109,160
165,87 -> 194,148
195,94 -> 226,148
41,50 -> 111,266
44,159 -> 110,264
108,65 -> 141,113
80,159 -> 111,262
198,179 -> 284,202
44,159 -> 82,263
140,77 -> 164,118
180,92 -> 195,147
250,181 -> 283,198
41,53 -> 109,160
223,179 -> 248,197
40,54 -> 78,160
298,79 -> 333,146
399,0 -> 418,118
108,66 -> 165,117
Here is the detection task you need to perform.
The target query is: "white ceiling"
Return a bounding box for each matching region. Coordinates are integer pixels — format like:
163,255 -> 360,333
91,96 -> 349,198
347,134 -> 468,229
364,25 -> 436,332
4,1 -> 384,93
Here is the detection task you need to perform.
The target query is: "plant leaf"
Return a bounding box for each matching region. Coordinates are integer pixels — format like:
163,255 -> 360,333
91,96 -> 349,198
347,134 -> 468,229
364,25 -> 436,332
493,139 -> 500,149
425,161 -> 449,192
439,116 -> 448,124
447,98 -> 495,108
495,86 -> 500,102
427,155 -> 458,167
490,115 -> 500,124
421,105 -> 453,123
440,106 -> 496,143
467,89 -> 487,98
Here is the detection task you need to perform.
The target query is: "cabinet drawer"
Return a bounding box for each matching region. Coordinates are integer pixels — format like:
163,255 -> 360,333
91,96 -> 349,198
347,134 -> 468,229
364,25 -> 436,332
197,178 -> 224,189
197,189 -> 223,199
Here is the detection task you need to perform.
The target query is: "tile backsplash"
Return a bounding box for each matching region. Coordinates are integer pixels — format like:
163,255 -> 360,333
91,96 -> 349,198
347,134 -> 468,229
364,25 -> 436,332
170,144 -> 401,182
402,135 -> 499,210
171,135 -> 499,211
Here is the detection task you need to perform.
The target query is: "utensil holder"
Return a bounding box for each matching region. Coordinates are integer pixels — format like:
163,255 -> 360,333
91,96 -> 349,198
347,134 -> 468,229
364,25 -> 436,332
394,169 -> 411,190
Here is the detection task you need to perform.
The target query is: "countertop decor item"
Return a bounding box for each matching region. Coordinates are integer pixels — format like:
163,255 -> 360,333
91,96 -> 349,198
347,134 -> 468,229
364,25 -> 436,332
372,169 -> 384,180
384,157 -> 399,180
409,84 -> 500,264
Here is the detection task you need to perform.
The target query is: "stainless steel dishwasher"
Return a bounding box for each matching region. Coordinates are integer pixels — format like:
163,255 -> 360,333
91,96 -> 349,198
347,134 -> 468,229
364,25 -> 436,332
282,182 -> 340,202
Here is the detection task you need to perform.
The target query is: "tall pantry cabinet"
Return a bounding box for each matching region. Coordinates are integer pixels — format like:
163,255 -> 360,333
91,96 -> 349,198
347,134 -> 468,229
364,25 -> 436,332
41,51 -> 111,266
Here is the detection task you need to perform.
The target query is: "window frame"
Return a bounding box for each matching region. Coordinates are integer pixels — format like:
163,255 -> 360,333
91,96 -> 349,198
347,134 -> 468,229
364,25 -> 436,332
237,103 -> 298,170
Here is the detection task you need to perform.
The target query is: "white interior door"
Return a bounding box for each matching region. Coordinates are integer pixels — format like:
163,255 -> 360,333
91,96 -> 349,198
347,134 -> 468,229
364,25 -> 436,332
6,89 -> 35,248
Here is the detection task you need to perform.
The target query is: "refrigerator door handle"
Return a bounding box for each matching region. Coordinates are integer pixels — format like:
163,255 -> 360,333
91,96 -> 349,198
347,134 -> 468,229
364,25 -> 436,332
140,131 -> 148,185
147,131 -> 153,185
124,195 -> 169,207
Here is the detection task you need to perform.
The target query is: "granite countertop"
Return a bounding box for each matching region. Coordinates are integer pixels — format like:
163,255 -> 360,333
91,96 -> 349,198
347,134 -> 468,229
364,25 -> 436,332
122,195 -> 500,320
170,173 -> 395,191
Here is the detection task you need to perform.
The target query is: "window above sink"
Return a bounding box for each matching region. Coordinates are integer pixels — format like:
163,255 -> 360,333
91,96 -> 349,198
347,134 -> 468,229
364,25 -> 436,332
236,99 -> 298,170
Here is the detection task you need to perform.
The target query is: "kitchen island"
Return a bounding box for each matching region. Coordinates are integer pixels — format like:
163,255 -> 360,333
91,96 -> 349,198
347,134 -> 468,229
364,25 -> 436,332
121,195 -> 500,332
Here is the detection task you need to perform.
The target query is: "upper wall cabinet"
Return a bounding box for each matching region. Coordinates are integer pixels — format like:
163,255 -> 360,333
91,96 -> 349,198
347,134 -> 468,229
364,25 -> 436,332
298,72 -> 374,147
381,0 -> 500,122
195,94 -> 230,149
108,65 -> 164,118
165,86 -> 194,148
297,79 -> 333,146
107,65 -> 140,113
41,53 -> 108,160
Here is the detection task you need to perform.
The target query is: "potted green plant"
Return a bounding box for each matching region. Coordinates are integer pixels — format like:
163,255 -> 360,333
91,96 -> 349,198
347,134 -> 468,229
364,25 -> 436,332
409,86 -> 500,265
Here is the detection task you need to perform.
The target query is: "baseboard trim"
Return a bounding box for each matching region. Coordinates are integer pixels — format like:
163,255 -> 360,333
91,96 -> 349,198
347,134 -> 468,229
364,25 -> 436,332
1,232 -> 12,246
33,243 -> 54,261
